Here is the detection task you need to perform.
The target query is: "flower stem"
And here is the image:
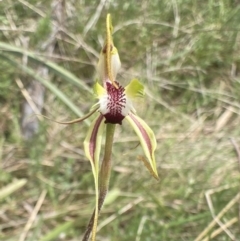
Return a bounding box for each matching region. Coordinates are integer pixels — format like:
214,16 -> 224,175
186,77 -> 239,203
99,123 -> 115,197
82,123 -> 115,241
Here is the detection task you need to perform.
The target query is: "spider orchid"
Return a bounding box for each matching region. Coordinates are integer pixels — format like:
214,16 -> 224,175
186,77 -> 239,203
83,14 -> 158,241
48,14 -> 158,241
85,13 -> 158,179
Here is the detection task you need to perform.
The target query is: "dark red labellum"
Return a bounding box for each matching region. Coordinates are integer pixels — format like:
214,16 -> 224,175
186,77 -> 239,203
103,82 -> 126,125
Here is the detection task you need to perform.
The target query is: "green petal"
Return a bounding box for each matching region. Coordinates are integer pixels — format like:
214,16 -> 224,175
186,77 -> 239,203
40,107 -> 98,125
125,113 -> 159,180
93,81 -> 106,98
125,79 -> 144,98
84,114 -> 105,177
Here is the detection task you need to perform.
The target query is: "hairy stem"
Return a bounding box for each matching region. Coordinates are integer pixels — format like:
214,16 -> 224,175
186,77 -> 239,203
82,123 -> 115,241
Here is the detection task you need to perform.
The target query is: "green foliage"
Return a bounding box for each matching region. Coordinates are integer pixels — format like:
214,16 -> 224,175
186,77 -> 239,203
0,62 -> 14,101
30,15 -> 52,47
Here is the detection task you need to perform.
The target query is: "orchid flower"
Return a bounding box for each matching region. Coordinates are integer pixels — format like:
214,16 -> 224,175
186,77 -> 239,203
47,14 -> 158,241
85,13 -> 158,179
83,14 -> 159,240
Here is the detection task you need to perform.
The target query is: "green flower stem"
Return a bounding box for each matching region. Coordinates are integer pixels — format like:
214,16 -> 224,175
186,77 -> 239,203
82,123 -> 115,241
99,123 -> 115,201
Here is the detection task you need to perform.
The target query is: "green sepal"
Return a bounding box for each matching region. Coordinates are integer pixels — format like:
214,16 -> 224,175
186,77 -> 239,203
125,79 -> 145,98
84,114 -> 105,179
125,113 -> 159,180
93,81 -> 106,98
83,114 -> 105,240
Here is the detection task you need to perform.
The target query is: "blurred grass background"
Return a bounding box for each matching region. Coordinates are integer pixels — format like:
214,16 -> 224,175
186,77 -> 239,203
0,0 -> 240,240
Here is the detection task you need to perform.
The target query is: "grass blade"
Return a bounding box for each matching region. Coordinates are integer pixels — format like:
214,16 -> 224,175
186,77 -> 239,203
0,179 -> 27,201
40,221 -> 74,241
0,53 -> 90,125
0,41 -> 92,93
